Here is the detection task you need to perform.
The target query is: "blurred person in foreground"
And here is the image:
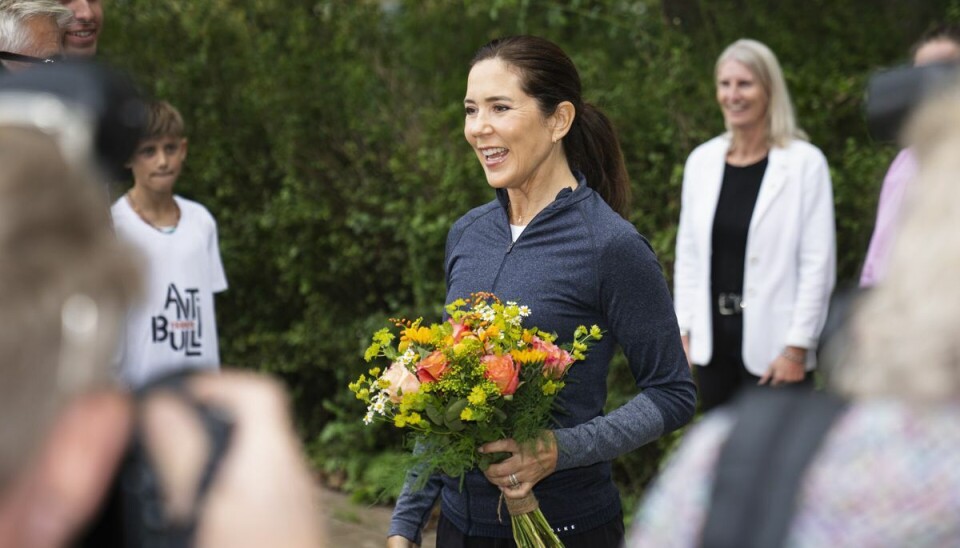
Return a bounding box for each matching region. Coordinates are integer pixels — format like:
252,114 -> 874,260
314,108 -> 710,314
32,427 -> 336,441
673,38 -> 836,412
629,82 -> 960,547
0,127 -> 324,547
57,0 -> 100,57
860,24 -> 960,287
0,0 -> 71,71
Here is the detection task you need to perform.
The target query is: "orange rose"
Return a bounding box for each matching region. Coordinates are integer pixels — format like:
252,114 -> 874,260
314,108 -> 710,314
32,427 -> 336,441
533,336 -> 575,380
482,354 -> 520,396
381,362 -> 421,403
416,350 -> 449,383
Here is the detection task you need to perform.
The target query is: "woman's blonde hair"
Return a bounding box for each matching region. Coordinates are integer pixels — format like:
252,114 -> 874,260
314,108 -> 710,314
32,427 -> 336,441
0,127 -> 140,490
835,82 -> 960,401
716,39 -> 808,147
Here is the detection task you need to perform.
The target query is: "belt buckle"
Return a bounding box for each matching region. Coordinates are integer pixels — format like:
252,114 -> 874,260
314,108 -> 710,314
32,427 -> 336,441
718,293 -> 743,315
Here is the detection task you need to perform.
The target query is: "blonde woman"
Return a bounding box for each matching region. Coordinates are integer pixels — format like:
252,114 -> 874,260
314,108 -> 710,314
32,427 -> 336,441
673,39 -> 836,411
630,81 -> 960,547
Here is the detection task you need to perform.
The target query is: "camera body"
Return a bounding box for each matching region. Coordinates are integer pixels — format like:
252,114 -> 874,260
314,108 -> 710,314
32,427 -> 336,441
865,61 -> 960,143
79,370 -> 234,548
0,60 -> 146,179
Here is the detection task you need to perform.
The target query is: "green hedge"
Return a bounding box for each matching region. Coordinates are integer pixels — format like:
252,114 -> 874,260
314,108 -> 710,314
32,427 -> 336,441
102,0 -> 954,507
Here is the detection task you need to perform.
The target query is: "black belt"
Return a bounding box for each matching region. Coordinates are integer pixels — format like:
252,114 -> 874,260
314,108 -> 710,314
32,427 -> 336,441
717,293 -> 744,315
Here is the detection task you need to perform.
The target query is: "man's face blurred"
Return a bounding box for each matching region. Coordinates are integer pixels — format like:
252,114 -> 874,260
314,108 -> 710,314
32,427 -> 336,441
0,16 -> 62,72
59,0 -> 102,57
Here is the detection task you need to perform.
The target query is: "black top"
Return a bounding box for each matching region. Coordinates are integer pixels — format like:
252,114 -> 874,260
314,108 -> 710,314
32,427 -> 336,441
711,157 -> 768,296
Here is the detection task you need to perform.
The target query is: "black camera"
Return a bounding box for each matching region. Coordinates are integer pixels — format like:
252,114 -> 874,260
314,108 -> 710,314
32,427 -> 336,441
865,60 -> 960,143
78,369 -> 235,548
0,60 -> 146,179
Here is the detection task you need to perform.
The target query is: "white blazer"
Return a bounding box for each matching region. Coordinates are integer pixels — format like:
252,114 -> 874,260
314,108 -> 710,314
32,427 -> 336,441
673,135 -> 836,376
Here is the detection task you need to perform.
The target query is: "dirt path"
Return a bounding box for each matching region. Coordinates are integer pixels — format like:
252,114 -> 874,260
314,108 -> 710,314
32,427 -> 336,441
321,487 -> 436,547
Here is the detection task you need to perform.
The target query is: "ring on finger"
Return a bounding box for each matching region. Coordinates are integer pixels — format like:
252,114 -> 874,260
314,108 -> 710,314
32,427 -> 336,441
508,473 -> 520,488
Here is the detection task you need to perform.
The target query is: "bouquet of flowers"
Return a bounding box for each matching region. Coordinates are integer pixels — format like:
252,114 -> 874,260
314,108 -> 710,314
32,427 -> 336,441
349,292 -> 602,548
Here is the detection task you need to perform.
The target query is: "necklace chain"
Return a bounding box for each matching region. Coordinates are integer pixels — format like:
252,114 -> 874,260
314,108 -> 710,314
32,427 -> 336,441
509,202 -> 524,225
127,192 -> 180,232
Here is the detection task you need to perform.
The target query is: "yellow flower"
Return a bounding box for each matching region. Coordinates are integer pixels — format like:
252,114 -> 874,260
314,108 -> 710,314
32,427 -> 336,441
480,324 -> 501,342
590,325 -> 602,339
394,414 -> 407,428
542,380 -> 561,396
400,391 -> 426,411
511,348 -> 547,365
368,367 -> 381,377
460,407 -> 475,421
407,412 -> 423,426
468,385 -> 487,406
404,326 -> 434,345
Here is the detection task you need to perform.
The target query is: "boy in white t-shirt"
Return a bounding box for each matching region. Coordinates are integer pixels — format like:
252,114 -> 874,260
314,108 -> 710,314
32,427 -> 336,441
111,100 -> 228,387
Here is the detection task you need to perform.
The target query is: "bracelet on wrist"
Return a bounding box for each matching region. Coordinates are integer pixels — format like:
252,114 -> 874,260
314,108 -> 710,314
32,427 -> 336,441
781,350 -> 805,364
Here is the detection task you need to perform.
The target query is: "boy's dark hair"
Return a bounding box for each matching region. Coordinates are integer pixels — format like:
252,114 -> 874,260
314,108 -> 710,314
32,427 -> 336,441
911,23 -> 960,59
143,100 -> 185,140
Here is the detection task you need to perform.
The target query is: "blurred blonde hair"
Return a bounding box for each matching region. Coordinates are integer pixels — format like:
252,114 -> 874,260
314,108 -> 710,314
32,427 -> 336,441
0,127 -> 140,490
716,39 -> 808,148
836,82 -> 960,400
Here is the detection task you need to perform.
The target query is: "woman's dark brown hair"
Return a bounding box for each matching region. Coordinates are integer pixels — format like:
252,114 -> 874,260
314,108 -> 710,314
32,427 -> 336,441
471,35 -> 631,218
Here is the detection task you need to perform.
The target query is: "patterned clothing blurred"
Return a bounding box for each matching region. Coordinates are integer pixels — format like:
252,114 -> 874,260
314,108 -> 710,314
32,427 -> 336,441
629,399 -> 960,547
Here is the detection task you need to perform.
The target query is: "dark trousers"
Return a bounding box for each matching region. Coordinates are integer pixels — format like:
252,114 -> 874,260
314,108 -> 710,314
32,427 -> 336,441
435,512 -> 624,548
695,313 -> 812,413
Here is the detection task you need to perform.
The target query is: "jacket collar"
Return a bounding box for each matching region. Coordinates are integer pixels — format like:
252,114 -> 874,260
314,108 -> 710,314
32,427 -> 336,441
495,171 -> 590,221
749,143 -> 790,231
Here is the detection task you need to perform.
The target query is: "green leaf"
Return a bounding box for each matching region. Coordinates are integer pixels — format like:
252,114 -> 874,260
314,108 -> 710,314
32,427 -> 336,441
425,404 -> 443,426
444,399 -> 468,423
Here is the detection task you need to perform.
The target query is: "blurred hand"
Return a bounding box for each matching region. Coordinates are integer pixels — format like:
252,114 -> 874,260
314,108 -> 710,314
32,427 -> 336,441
479,432 -> 557,500
681,334 -> 692,368
758,347 -> 807,386
386,534 -> 417,547
142,371 -> 326,548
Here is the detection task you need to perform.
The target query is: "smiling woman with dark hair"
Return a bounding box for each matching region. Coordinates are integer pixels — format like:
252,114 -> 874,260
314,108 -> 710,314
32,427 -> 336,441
386,34 -> 696,548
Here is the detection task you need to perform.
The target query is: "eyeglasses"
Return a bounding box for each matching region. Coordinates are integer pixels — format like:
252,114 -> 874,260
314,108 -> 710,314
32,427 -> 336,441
0,51 -> 63,66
